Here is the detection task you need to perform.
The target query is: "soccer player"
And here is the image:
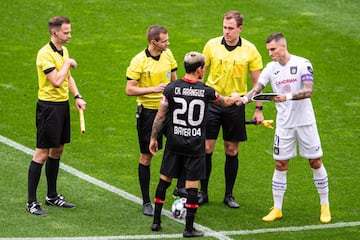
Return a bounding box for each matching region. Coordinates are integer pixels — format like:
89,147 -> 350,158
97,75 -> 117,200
26,16 -> 86,216
199,10 -> 264,208
242,32 -> 331,223
149,52 -> 241,237
125,25 -> 178,216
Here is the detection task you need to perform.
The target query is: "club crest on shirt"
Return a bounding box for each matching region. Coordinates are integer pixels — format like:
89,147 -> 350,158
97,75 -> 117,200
290,66 -> 297,74
307,66 -> 313,74
284,84 -> 292,92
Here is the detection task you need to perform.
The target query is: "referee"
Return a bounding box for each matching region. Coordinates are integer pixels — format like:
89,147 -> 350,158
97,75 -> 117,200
199,10 -> 264,208
26,16 -> 86,216
126,25 -> 178,216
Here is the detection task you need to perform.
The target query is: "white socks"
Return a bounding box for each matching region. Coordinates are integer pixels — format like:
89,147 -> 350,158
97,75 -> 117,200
270,164 -> 329,210
272,169 -> 287,210
312,164 -> 329,205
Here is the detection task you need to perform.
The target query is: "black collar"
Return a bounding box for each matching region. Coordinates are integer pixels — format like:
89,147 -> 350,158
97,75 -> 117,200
49,41 -> 63,56
145,48 -> 161,61
221,37 -> 242,51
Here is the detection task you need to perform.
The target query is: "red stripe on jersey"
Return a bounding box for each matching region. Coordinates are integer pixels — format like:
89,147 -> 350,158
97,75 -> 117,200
185,203 -> 199,209
161,95 -> 169,105
213,92 -> 221,104
154,198 -> 164,204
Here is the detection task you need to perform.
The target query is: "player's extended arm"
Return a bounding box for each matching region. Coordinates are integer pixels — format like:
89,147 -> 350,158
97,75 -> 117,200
274,81 -> 313,102
216,93 -> 243,107
243,82 -> 265,103
291,80 -> 313,99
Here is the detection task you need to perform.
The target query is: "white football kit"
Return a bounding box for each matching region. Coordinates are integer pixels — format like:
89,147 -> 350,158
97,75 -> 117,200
259,55 -> 323,160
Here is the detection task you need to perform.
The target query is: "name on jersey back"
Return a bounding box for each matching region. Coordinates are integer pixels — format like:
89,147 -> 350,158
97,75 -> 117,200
175,87 -> 205,97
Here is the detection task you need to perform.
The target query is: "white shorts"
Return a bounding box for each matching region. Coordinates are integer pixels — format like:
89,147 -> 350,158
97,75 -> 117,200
273,123 -> 323,160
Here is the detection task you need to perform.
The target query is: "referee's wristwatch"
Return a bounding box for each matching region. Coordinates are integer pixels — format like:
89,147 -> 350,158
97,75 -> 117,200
74,94 -> 83,100
255,106 -> 263,111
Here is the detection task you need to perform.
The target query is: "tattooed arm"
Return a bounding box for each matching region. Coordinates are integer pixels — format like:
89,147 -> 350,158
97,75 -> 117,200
217,94 -> 241,107
149,103 -> 168,155
274,81 -> 313,102
243,82 -> 265,103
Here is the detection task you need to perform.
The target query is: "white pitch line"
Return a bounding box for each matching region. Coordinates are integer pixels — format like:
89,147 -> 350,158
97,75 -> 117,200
0,135 -> 231,240
1,135 -> 359,239
0,234 -> 184,240
221,221 -> 360,236
1,221 -> 360,240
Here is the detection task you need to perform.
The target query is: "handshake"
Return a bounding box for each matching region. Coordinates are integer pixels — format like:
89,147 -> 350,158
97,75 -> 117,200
229,92 -> 248,106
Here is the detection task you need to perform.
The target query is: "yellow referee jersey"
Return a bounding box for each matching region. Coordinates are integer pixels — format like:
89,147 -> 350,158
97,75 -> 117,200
126,48 -> 177,110
203,36 -> 263,96
36,42 -> 70,102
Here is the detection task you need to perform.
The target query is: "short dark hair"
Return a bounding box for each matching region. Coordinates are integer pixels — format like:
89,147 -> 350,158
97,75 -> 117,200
183,52 -> 205,73
223,10 -> 244,27
266,32 -> 285,43
146,25 -> 168,42
48,16 -> 70,32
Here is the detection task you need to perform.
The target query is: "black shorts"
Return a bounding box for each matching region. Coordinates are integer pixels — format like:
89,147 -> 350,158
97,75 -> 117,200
36,100 -> 70,148
160,150 -> 206,181
136,104 -> 164,154
206,103 -> 247,142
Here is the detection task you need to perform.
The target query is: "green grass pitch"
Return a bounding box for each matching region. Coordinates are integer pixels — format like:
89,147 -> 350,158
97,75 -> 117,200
0,0 -> 359,239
